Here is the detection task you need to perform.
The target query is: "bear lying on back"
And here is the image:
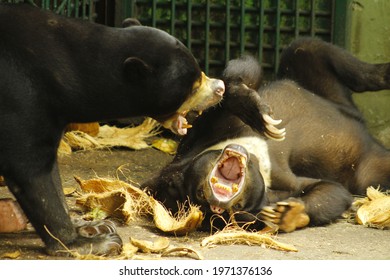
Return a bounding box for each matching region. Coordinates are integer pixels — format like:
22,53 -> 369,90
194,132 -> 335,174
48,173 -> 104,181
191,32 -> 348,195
144,38 -> 390,232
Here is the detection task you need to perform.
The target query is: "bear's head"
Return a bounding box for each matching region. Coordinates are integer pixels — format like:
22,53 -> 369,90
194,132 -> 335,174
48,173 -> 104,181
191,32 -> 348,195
122,26 -> 225,135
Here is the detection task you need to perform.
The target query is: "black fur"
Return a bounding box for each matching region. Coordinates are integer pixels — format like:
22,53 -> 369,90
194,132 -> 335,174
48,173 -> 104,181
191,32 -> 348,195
0,4 -> 224,255
144,38 -> 390,232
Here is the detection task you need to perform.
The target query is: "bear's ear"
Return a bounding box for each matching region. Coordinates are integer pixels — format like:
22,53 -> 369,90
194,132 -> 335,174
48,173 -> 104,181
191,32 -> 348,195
122,18 -> 142,28
123,57 -> 154,81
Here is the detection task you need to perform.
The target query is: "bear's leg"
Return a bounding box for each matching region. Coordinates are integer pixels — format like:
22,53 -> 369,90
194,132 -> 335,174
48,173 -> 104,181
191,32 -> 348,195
5,160 -> 122,256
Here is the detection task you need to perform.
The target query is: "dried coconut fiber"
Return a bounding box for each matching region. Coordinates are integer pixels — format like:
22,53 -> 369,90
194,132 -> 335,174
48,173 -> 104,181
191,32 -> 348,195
58,118 -> 160,155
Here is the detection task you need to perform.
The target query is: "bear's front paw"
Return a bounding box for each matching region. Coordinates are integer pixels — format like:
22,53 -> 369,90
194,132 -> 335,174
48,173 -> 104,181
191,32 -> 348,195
48,219 -> 123,257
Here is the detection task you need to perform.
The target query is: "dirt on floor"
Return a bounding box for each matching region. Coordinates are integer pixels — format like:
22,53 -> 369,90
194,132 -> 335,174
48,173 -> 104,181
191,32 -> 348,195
0,146 -> 389,260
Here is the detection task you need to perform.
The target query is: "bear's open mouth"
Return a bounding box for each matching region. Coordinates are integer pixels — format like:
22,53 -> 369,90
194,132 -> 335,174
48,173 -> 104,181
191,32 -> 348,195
172,112 -> 193,136
160,72 -> 225,136
159,111 -> 194,136
207,144 -> 248,214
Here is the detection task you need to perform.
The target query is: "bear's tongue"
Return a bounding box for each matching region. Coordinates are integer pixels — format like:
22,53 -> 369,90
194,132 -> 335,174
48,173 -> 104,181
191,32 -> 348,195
160,113 -> 192,135
175,114 -> 192,136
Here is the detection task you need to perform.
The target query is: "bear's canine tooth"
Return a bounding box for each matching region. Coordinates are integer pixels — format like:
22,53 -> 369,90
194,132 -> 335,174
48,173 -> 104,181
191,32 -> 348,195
210,176 -> 218,183
232,183 -> 239,193
181,123 -> 192,129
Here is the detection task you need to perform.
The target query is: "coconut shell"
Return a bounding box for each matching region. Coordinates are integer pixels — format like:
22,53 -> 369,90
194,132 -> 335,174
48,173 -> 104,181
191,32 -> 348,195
76,190 -> 132,223
75,177 -> 152,223
74,176 -> 146,197
151,198 -> 204,235
355,187 -> 390,229
130,237 -> 170,253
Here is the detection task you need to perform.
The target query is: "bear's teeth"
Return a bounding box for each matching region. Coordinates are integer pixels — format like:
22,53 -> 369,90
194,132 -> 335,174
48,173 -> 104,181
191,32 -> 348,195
210,176 -> 218,183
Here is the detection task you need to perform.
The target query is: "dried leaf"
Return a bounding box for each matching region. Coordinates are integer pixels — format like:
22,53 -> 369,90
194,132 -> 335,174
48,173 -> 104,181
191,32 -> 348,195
1,250 -> 21,259
152,138 -> 178,155
82,207 -> 108,221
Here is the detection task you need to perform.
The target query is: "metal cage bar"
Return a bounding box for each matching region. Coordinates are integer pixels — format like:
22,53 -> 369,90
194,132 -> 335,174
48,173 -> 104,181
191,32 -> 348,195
204,0 -> 210,74
225,1 -> 230,64
3,0 -> 343,79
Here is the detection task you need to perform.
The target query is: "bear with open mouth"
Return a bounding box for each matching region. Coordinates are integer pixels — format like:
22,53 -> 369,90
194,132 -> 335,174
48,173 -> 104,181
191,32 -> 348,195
144,38 -> 390,232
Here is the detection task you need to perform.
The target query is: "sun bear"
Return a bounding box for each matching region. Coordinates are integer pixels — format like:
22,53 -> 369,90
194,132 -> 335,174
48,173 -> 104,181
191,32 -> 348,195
0,3 -> 226,255
144,38 -> 390,232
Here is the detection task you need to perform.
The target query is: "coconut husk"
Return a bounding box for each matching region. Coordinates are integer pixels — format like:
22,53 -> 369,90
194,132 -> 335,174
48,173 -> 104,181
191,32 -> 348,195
58,140 -> 73,155
74,176 -> 146,198
130,237 -> 170,253
58,118 -> 160,155
97,118 -> 160,149
75,177 -> 151,223
61,131 -> 102,152
74,177 -> 203,234
354,187 -> 390,229
151,198 -> 204,235
201,227 -> 298,252
76,190 -> 139,223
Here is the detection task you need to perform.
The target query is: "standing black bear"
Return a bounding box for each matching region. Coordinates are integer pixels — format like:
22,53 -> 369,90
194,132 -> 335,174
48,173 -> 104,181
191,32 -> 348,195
144,38 -> 390,232
0,3 -> 228,255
